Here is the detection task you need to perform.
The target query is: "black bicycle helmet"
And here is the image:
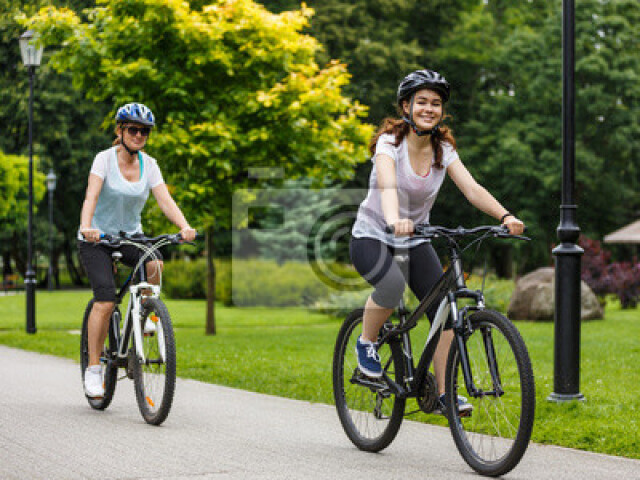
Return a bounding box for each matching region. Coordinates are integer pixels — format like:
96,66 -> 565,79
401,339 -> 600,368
397,69 -> 450,105
397,69 -> 450,137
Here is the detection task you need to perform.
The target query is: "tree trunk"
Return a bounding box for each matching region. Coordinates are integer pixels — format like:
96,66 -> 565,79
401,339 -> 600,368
205,227 -> 216,335
64,237 -> 84,285
492,244 -> 514,279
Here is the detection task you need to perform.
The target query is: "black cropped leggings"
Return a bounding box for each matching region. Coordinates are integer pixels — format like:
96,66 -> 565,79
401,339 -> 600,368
349,237 -> 443,320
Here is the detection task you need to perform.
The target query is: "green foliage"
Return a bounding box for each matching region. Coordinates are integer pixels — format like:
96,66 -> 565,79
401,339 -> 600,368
432,0 -> 640,271
261,0 -> 476,124
1,0 -> 111,280
0,149 -> 45,229
162,257 -> 343,307
24,0 -> 374,232
162,257 -> 231,303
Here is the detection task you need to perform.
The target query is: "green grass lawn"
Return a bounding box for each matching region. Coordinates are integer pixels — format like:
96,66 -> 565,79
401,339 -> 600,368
1,289 -> 638,459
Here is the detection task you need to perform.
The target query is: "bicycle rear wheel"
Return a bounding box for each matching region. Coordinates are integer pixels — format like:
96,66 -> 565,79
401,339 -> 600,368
132,297 -> 176,425
445,309 -> 535,477
80,300 -> 118,410
332,308 -> 406,452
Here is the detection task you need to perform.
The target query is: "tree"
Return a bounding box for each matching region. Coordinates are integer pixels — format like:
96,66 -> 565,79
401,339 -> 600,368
25,0 -> 373,333
429,0 -> 640,274
0,150 -> 45,277
2,0 -> 111,286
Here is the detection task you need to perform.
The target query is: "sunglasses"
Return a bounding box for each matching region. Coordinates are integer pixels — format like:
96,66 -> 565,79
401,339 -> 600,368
125,126 -> 151,137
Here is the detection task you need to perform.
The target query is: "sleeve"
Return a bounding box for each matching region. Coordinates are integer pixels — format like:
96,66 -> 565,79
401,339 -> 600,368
372,134 -> 397,164
89,152 -> 108,179
442,142 -> 460,169
146,157 -> 165,188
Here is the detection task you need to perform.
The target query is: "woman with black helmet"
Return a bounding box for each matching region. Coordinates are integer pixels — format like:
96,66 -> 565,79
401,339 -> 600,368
77,102 -> 196,398
350,69 -> 524,414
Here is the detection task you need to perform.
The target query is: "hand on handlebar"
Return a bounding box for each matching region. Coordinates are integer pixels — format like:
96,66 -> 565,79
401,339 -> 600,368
387,219 -> 415,237
80,228 -> 101,243
502,216 -> 525,236
179,226 -> 197,242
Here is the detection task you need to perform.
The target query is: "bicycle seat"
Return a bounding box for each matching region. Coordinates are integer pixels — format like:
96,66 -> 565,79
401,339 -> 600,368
111,251 -> 123,262
393,254 -> 409,264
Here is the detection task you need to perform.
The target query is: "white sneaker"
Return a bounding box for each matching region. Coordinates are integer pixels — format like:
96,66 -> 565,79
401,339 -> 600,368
143,317 -> 157,335
84,366 -> 105,398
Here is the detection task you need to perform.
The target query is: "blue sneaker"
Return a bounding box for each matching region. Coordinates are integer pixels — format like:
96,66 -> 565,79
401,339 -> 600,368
433,393 -> 473,416
355,336 -> 383,378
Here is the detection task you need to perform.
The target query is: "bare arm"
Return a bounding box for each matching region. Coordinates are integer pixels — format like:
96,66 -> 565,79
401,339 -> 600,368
447,159 -> 524,234
376,154 -> 413,235
79,174 -> 104,242
151,184 -> 196,241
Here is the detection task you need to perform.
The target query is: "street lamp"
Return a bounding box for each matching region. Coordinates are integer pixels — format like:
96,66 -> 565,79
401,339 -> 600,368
46,169 -> 57,291
19,30 -> 44,334
549,0 -> 585,403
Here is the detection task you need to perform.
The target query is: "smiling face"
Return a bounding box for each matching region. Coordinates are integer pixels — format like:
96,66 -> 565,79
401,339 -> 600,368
120,122 -> 150,151
403,88 -> 443,130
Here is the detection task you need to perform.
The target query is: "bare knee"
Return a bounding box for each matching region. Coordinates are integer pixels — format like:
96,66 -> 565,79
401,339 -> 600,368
146,260 -> 164,282
92,301 -> 115,315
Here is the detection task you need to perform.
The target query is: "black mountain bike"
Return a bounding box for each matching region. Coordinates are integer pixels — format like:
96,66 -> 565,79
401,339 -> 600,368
333,224 -> 535,477
80,232 -> 193,425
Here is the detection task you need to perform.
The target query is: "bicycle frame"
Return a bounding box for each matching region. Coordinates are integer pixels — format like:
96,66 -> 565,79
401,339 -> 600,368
373,241 -> 487,401
109,255 -> 162,366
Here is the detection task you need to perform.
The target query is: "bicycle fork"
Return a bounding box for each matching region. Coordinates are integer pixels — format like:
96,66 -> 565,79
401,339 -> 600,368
124,282 -> 162,365
452,298 -> 504,399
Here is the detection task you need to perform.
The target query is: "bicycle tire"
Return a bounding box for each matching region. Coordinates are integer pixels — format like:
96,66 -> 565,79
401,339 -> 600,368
80,299 -> 118,410
445,309 -> 535,477
332,308 -> 406,452
132,297 -> 176,425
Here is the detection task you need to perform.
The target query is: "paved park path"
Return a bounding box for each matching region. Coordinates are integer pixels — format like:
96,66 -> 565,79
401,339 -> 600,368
1,344 -> 638,479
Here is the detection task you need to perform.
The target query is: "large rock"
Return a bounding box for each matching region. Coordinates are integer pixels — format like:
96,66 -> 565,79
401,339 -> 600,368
507,267 -> 603,321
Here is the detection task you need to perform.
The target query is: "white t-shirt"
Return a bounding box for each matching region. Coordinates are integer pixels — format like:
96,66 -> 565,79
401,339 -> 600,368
77,146 -> 164,239
351,133 -> 459,247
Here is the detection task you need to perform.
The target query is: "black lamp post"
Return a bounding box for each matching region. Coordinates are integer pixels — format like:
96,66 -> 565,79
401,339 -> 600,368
46,169 -> 57,291
19,30 -> 43,334
549,0 -> 585,403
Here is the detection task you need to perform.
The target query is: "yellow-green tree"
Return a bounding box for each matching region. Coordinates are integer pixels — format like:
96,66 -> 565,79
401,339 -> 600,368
0,150 -> 45,276
24,0 -> 372,332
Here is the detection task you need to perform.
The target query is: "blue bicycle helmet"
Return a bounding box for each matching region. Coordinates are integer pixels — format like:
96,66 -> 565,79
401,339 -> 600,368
115,103 -> 155,127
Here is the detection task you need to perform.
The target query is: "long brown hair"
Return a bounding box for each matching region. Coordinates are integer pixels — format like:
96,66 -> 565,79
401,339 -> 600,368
368,108 -> 456,169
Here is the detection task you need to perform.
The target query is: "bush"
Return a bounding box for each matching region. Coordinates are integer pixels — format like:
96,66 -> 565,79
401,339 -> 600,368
162,258 -> 335,307
162,258 -> 231,304
580,236 -> 640,308
313,273 -> 515,318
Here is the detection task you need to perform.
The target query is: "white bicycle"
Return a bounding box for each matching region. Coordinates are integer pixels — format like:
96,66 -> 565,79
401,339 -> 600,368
80,232 -> 194,425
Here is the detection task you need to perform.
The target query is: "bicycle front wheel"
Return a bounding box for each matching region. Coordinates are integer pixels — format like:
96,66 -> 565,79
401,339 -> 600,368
332,308 -> 406,452
132,297 -> 176,425
445,309 -> 535,477
80,300 -> 118,410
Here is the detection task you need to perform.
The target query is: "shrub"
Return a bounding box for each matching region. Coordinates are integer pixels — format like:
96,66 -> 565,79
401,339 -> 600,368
162,258 -> 231,304
162,258 -> 336,307
580,236 -> 640,308
313,273 -> 515,318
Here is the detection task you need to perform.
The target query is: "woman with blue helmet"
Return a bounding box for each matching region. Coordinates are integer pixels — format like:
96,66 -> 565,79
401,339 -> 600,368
77,102 -> 196,398
350,70 -> 525,414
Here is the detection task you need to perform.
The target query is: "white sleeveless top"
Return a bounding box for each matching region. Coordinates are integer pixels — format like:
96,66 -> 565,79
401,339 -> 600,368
351,134 -> 459,247
77,146 -> 164,239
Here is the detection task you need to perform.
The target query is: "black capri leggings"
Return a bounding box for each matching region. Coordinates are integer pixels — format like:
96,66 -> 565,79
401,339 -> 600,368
350,237 -> 443,320
77,239 -> 163,302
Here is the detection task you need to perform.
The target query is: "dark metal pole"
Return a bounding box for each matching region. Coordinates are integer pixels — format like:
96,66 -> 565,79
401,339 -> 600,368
25,66 -> 37,334
48,185 -> 53,291
549,0 -> 584,402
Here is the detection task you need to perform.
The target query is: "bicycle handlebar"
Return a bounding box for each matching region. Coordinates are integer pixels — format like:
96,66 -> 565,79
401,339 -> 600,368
96,231 -> 203,247
384,223 -> 530,241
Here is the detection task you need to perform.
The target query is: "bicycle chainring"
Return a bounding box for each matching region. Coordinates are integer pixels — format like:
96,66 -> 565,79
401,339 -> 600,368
417,372 -> 438,414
